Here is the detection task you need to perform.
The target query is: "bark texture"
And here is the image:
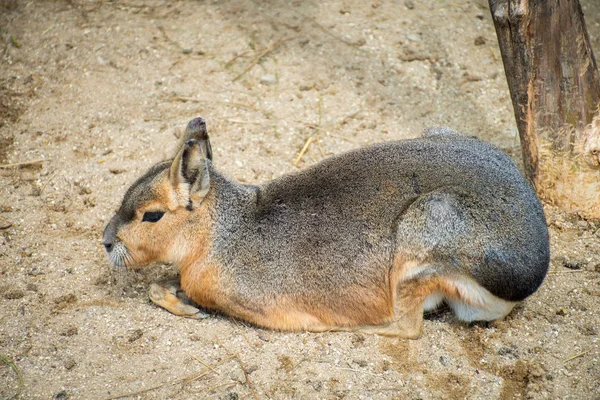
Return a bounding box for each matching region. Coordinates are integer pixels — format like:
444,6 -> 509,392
489,0 -> 600,219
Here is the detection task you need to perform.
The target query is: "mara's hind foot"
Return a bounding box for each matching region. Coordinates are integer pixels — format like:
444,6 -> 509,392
343,308 -> 424,339
149,277 -> 210,319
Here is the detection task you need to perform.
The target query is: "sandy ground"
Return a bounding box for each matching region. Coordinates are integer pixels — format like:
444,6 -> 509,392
1,1 -> 599,399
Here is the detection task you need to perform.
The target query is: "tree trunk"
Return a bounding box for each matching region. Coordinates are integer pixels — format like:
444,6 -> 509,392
489,0 -> 600,219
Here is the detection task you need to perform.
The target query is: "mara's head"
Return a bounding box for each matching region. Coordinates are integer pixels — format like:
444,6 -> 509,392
102,117 -> 213,270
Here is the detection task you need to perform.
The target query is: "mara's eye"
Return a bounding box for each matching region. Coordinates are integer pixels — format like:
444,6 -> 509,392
142,211 -> 165,223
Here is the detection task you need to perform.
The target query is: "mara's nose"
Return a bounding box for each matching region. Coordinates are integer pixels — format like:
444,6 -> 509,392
102,240 -> 113,253
102,215 -> 119,253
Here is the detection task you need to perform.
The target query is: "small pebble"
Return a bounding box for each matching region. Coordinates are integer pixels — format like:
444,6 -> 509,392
4,289 -> 25,300
61,326 -> 79,337
405,0 -> 415,10
54,293 -> 78,305
260,74 -> 277,86
0,219 -> 12,229
257,330 -> 271,342
406,33 -> 421,42
128,329 -> 144,343
562,258 -> 584,270
64,358 -> 77,370
53,391 -> 68,400
474,36 -> 486,46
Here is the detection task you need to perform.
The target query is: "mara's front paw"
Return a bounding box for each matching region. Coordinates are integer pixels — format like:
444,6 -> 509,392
149,278 -> 210,319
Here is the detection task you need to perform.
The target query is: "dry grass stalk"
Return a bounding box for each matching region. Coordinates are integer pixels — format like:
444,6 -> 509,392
294,136 -> 314,166
232,38 -> 288,82
103,355 -> 236,400
294,94 -> 325,166
191,354 -> 222,375
0,159 -> 46,168
563,348 -> 592,363
0,354 -> 23,400
237,356 -> 260,400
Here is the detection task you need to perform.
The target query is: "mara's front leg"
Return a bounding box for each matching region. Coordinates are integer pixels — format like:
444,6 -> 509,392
149,277 -> 210,319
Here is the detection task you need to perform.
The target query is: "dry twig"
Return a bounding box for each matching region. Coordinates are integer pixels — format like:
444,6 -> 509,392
232,38 -> 289,82
564,348 -> 592,363
0,159 -> 46,168
103,356 -> 235,400
0,354 -> 23,400
191,354 -> 221,375
237,357 -> 259,400
294,136 -> 315,166
293,10 -> 358,47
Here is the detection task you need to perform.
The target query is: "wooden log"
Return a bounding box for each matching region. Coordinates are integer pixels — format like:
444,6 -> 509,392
489,0 -> 600,219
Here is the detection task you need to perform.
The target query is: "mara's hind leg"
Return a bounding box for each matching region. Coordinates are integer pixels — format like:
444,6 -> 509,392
324,279 -> 432,339
149,277 -> 210,319
327,274 -> 517,338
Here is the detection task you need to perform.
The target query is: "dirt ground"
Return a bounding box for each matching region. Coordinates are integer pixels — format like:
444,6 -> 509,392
1,0 -> 599,399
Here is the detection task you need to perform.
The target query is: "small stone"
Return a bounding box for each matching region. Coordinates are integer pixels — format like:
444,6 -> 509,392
555,308 -> 568,316
223,392 -> 239,400
83,197 -> 96,207
61,326 -> 78,336
0,219 -> 12,229
257,330 -> 271,342
577,220 -> 589,229
353,359 -> 368,367
279,355 -> 294,372
406,33 -> 421,42
4,289 -> 25,300
229,369 -> 245,383
64,358 -> 76,370
245,364 -> 258,374
578,324 -> 598,336
463,72 -> 483,81
299,38 -> 309,46
27,267 -> 45,276
54,293 -> 77,305
563,258 -> 584,270
128,329 -> 144,343
53,391 -> 68,400
299,84 -> 312,91
404,0 -> 415,10
474,36 -> 486,46
351,333 -> 365,346
260,74 -> 277,86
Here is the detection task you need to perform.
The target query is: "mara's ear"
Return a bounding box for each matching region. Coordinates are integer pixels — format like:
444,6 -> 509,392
174,117 -> 213,161
170,139 -> 211,209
